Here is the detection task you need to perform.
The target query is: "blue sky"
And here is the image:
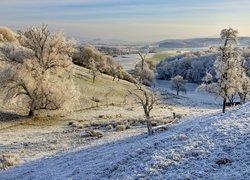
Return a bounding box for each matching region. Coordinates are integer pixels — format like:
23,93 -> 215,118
1,0 -> 250,41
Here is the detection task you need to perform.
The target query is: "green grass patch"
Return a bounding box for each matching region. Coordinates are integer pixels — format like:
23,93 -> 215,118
147,51 -> 181,64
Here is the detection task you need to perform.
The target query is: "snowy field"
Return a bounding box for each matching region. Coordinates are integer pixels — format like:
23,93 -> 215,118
0,102 -> 249,179
155,80 -> 222,109
1,61 -> 248,179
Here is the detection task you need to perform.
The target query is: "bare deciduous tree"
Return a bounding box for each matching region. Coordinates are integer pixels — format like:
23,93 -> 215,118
137,51 -> 148,85
0,25 -> 77,116
131,51 -> 154,86
128,87 -> 157,135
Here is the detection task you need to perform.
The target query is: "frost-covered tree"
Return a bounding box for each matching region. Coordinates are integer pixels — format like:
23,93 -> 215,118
116,64 -> 124,81
132,52 -> 155,86
237,67 -> 250,104
133,61 -> 154,86
197,28 -> 246,113
215,28 -> 242,113
171,75 -> 187,96
128,87 -> 157,135
156,50 -> 218,83
202,72 -> 213,84
127,50 -> 156,135
73,45 -> 137,83
89,57 -> 99,83
133,51 -> 155,86
0,25 -> 77,116
0,27 -> 17,43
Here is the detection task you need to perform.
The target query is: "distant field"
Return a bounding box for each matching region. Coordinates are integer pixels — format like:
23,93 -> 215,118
146,51 -> 182,64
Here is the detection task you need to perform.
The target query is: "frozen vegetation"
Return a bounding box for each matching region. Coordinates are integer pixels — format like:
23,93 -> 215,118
0,26 -> 249,180
0,102 -> 249,179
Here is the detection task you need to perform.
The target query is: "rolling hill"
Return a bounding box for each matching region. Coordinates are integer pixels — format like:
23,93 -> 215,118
156,37 -> 250,49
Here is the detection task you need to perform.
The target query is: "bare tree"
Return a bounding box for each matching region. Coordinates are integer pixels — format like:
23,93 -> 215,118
137,51 -> 148,85
132,51 -> 154,86
171,75 -> 187,96
128,87 -> 157,135
0,25 -> 77,116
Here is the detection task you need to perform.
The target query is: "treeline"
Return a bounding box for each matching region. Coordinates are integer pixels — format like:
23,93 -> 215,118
157,48 -> 250,83
73,45 -> 137,83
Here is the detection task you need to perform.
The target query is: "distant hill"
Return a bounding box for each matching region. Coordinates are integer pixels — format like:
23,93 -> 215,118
156,37 -> 250,49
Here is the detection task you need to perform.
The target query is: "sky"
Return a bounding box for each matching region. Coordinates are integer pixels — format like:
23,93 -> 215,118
1,0 -> 250,42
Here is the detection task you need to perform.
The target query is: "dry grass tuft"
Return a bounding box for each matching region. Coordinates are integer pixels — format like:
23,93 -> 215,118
106,124 -> 113,130
115,124 -> 126,131
0,153 -> 20,170
87,129 -> 104,138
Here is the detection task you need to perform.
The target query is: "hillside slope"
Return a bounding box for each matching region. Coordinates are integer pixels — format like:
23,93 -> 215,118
1,103 -> 249,179
0,61 -> 137,115
72,64 -> 137,110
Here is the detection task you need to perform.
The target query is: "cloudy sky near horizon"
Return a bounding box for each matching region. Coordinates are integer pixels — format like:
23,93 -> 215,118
1,0 -> 250,42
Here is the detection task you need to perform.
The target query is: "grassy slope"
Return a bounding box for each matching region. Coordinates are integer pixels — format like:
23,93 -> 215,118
146,51 -> 181,64
71,65 -> 138,110
0,63 -> 139,128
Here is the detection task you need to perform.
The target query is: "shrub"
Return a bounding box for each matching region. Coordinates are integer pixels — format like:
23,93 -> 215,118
0,153 -> 20,169
115,124 -> 126,131
125,124 -> 131,129
87,129 -> 104,138
106,124 -> 113,130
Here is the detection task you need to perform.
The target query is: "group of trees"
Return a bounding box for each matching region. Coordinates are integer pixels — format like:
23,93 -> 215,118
157,49 -> 218,83
73,45 -> 136,83
1,25 -> 249,134
0,25 -> 154,125
197,28 -> 250,113
157,47 -> 250,84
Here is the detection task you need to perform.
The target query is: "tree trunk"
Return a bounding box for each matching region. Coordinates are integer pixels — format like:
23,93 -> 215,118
222,98 -> 226,113
93,75 -> 96,83
173,112 -> 176,120
146,115 -> 153,135
238,93 -> 245,105
28,109 -> 34,117
112,76 -> 115,81
177,90 -> 179,96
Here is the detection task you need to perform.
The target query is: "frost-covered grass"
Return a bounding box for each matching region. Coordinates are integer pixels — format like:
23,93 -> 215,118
0,102 -> 249,179
2,59 -> 248,179
155,80 -> 222,109
0,85 -> 215,173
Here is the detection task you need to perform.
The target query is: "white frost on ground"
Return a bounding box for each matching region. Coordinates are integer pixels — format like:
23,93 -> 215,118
155,80 -> 222,108
1,103 -> 249,180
